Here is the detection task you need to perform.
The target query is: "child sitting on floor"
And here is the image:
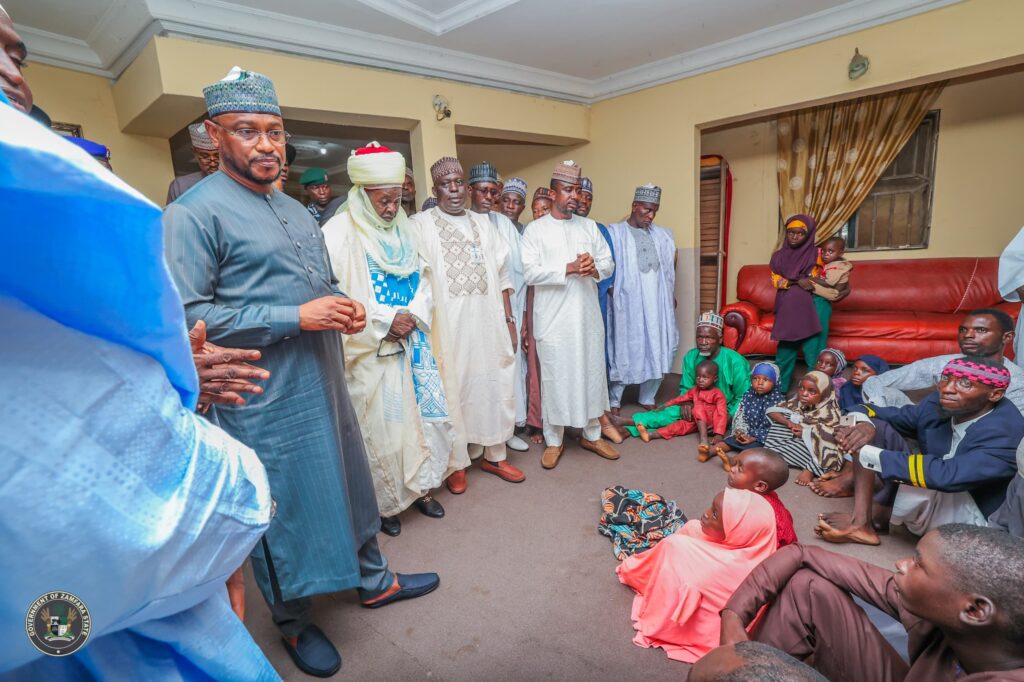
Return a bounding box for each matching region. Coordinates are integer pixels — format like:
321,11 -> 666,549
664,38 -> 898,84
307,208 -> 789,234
815,347 -> 848,392
712,362 -> 785,471
764,370 -> 859,487
837,354 -> 890,412
631,361 -> 728,457
726,448 -> 797,548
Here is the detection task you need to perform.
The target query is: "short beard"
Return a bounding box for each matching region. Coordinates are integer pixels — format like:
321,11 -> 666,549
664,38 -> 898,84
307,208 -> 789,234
225,151 -> 279,186
698,350 -> 712,357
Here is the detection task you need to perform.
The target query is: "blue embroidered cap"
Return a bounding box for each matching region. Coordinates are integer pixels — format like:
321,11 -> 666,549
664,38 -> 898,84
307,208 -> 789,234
634,183 -> 662,204
203,66 -> 281,118
468,161 -> 499,185
502,176 -> 527,199
580,177 -> 593,194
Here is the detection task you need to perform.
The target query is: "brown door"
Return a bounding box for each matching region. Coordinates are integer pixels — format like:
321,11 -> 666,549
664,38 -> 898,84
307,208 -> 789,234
699,156 -> 729,313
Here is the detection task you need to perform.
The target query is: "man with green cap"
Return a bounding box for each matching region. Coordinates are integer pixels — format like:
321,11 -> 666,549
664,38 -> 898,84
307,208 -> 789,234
164,66 -> 438,678
300,166 -> 333,223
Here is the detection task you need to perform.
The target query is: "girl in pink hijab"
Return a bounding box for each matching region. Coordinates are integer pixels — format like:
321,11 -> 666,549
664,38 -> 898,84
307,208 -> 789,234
615,488 -> 778,663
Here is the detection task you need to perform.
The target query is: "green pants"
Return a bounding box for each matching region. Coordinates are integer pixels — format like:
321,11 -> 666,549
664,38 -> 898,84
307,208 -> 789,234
776,295 -> 832,393
625,405 -> 682,438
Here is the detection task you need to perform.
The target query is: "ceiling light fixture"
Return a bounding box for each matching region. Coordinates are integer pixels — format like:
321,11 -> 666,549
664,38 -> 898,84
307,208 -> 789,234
319,146 -> 327,155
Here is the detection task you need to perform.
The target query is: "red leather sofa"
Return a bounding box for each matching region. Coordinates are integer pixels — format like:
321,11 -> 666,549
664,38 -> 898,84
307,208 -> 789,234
721,257 -> 1018,365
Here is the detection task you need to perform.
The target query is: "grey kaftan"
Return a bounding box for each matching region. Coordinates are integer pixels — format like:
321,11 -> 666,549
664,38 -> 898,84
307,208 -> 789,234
163,172 -> 379,603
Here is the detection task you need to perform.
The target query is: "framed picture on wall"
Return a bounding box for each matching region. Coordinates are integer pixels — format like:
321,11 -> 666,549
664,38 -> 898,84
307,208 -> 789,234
51,121 -> 83,138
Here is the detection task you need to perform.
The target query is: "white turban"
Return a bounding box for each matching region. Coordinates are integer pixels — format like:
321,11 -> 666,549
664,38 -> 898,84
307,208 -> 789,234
347,141 -> 406,188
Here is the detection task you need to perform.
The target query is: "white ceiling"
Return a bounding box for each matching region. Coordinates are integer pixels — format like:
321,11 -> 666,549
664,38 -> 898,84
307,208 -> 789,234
8,0 -> 960,102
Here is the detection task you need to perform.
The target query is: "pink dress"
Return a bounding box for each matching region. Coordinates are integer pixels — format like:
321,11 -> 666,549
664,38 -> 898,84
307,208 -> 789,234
614,489 -> 777,662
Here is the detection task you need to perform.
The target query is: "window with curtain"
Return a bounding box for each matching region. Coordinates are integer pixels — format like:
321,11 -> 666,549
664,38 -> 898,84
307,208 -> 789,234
841,110 -> 940,251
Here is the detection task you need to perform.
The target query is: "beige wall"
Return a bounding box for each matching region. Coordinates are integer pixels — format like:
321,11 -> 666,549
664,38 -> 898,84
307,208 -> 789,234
29,63 -> 174,204
111,37 -> 589,206
704,66 -> 1024,302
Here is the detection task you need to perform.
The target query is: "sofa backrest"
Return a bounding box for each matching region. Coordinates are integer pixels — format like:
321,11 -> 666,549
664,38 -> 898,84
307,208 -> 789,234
735,257 -> 1004,313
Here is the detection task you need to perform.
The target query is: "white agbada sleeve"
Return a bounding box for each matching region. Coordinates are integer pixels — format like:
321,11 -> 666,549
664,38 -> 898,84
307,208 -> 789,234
591,222 -> 615,281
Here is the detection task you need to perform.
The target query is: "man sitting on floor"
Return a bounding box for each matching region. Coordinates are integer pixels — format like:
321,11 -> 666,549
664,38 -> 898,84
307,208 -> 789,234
611,311 -> 750,438
816,356 -> 1024,547
863,308 -> 1024,414
720,524 -> 1024,681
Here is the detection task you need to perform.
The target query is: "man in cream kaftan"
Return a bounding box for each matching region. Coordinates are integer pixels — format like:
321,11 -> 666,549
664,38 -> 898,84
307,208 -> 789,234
322,143 -> 464,535
468,161 -> 530,450
521,160 -> 618,468
410,156 -> 524,491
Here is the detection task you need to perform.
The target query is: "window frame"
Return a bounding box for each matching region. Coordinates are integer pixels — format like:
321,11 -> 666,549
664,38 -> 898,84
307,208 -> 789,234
842,109 -> 940,252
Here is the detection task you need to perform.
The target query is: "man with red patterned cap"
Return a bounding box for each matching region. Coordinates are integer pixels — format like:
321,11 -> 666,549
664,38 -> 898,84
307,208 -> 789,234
411,156 -> 525,492
323,142 -> 467,538
521,160 -> 618,468
816,355 -> 1024,547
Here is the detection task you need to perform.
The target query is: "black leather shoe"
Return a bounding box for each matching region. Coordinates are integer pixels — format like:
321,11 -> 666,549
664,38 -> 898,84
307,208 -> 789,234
413,495 -> 445,518
362,572 -> 440,609
380,515 -> 401,536
281,624 -> 341,677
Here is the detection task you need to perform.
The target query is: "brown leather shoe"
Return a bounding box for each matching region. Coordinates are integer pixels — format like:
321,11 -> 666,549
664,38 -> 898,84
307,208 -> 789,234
480,459 -> 525,483
541,444 -> 564,469
580,438 -> 619,460
599,414 -> 625,444
445,469 -> 467,494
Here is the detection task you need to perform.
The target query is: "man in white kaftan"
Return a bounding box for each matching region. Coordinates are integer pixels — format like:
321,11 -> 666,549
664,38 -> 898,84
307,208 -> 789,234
468,161 -> 530,452
521,160 -> 619,468
410,156 -> 525,492
862,309 -> 1024,415
606,184 -> 679,412
999,225 -> 1024,361
323,142 -> 465,538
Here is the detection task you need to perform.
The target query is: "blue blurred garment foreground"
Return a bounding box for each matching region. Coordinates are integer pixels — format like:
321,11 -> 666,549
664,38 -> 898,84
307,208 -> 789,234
0,98 -> 198,407
0,101 -> 277,679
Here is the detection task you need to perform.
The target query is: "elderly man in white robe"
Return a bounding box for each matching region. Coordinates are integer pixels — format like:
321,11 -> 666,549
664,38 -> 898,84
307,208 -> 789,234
468,160 -> 530,453
521,160 -> 618,468
606,184 -> 679,414
411,156 -> 524,492
323,142 -> 466,539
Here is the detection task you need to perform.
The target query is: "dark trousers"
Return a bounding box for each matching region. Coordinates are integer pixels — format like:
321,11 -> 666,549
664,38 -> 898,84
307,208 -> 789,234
264,536 -> 393,637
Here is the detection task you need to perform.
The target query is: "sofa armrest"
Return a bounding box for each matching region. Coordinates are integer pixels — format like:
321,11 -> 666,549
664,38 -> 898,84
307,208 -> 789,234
721,301 -> 762,350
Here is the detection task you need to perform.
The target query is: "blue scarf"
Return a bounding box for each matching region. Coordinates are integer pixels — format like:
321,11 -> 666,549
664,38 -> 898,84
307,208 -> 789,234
838,354 -> 890,411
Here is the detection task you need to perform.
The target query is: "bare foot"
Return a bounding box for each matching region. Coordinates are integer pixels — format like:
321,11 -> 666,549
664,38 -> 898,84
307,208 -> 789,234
809,468 -> 854,498
814,517 -> 880,546
639,404 -> 655,411
697,444 -> 712,462
796,469 -> 814,486
608,413 -> 632,427
714,444 -> 732,472
818,511 -> 854,529
636,423 -> 651,443
610,407 -> 621,417
528,428 -> 544,445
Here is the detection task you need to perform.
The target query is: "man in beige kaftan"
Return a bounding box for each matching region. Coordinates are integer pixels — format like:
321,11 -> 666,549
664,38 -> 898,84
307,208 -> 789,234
410,156 -> 524,492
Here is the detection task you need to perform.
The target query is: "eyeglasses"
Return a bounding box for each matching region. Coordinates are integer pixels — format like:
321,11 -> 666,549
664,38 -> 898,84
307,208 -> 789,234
210,122 -> 291,145
939,373 -> 975,390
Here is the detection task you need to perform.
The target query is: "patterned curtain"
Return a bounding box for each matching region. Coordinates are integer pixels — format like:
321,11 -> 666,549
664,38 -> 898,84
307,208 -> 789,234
776,82 -> 945,244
